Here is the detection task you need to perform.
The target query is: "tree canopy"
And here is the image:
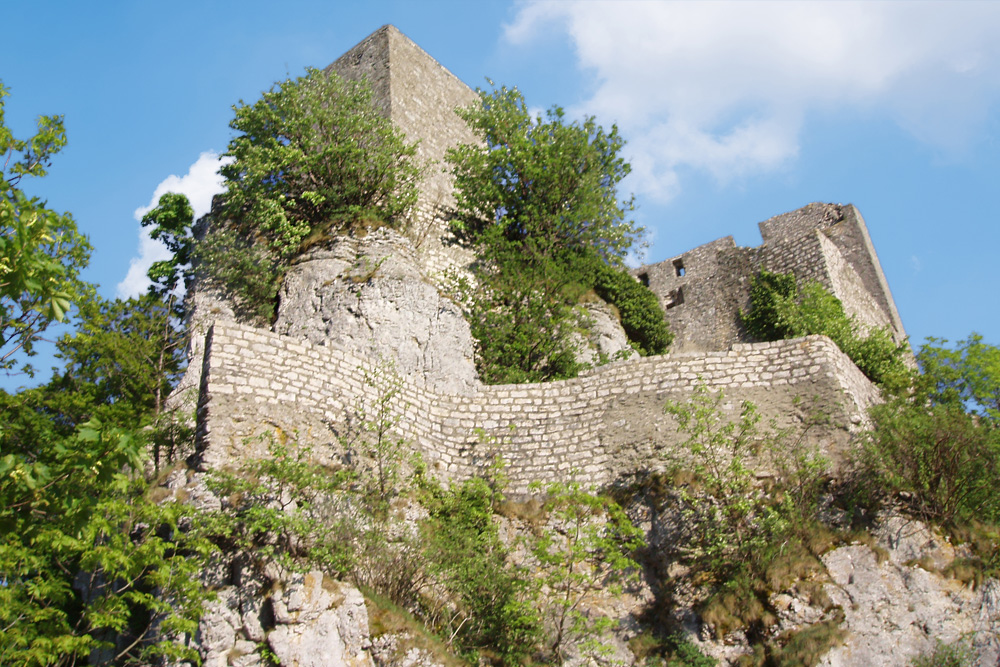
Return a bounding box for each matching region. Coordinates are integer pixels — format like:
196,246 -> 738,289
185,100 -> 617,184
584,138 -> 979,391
221,67 -> 420,259
0,82 -> 91,376
448,84 -> 641,265
446,85 -> 667,383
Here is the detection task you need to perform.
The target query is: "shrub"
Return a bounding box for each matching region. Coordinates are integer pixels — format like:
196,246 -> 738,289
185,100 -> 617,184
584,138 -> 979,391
740,270 -> 908,390
662,384 -> 835,643
530,479 -> 646,662
421,477 -> 540,664
861,401 -> 1000,525
222,67 -> 419,258
910,639 -> 977,667
199,68 -> 420,323
590,257 -> 672,356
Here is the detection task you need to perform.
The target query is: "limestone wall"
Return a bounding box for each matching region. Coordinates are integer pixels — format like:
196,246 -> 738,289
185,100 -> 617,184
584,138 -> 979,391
327,25 -> 478,284
638,202 -> 908,355
196,321 -> 880,492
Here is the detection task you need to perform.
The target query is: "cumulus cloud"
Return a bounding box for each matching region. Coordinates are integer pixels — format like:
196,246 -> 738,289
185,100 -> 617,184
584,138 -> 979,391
506,1 -> 1000,200
117,151 -> 233,298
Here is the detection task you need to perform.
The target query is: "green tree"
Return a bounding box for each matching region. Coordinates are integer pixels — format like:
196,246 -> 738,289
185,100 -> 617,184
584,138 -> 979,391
1,294 -> 185,437
530,479 -> 645,662
460,248 -> 585,385
0,418 -> 215,666
221,67 -> 420,258
447,85 -> 666,382
858,336 -> 1000,526
917,333 -> 1000,422
0,82 -> 91,375
448,84 -> 640,263
0,88 -> 213,664
140,192 -> 195,296
199,68 -> 420,323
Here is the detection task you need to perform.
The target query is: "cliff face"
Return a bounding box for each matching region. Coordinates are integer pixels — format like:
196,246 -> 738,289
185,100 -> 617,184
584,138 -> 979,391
163,25 -> 999,667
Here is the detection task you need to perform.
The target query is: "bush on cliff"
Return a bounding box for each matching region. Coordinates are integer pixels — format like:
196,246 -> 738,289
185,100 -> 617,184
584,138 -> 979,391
221,67 -> 420,258
194,68 -> 421,324
855,335 -> 1000,529
447,84 -> 668,382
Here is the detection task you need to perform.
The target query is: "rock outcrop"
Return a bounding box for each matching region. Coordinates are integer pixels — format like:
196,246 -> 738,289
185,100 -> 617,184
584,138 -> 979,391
274,228 -> 478,395
190,567 -> 375,667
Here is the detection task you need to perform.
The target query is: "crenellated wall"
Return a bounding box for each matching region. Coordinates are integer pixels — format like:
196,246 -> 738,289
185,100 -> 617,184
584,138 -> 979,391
195,321 -> 880,492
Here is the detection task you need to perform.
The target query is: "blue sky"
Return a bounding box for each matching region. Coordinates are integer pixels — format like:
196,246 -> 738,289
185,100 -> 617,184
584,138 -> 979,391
5,1 -> 1000,383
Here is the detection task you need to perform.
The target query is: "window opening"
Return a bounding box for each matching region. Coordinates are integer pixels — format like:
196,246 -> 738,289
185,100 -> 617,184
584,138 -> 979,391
666,286 -> 685,310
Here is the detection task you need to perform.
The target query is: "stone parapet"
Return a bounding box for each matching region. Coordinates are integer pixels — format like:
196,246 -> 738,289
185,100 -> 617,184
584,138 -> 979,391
195,321 -> 880,492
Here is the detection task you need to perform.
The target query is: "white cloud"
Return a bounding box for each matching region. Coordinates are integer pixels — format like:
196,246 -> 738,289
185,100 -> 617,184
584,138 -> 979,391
117,151 -> 233,298
506,1 -> 1000,200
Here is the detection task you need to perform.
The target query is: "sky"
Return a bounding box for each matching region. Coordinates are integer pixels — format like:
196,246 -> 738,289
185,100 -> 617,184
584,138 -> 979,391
5,0 -> 1000,386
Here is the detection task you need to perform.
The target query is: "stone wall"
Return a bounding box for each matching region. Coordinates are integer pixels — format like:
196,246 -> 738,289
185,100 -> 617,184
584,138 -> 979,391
637,202 -> 909,355
327,25 -> 479,284
195,321 -> 880,492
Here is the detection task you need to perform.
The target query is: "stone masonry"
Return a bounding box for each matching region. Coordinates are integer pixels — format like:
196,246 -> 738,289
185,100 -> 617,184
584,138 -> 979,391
195,321 -> 879,492
635,202 -> 908,354
183,26 -> 904,492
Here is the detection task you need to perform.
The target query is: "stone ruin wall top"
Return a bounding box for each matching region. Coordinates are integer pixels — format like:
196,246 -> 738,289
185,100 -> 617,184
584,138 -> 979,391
636,202 -> 909,356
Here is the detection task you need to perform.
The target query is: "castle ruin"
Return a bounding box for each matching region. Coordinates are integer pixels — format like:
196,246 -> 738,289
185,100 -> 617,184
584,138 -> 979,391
185,25 -> 906,491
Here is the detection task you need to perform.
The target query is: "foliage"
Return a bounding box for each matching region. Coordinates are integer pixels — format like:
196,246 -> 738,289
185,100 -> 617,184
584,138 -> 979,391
631,631 -> 718,667
222,67 -> 419,259
448,84 -> 667,383
530,478 -> 645,662
0,82 -> 91,375
855,336 -> 1000,526
0,418 -> 215,666
663,384 -> 834,644
664,386 -> 783,580
349,362 -> 410,514
421,476 -> 541,664
458,247 -> 586,384
0,293 -> 186,444
0,88 -> 213,664
140,192 -> 195,296
195,224 -> 282,324
917,333 -> 1000,423
910,638 -> 976,667
197,68 -> 420,323
448,84 -> 640,263
740,270 -> 909,391
204,436 -> 353,578
590,257 -> 672,356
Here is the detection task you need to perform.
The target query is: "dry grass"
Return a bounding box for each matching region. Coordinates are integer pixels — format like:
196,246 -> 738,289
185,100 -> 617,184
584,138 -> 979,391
496,496 -> 548,529
738,614 -> 847,667
364,589 -> 470,667
701,586 -> 776,640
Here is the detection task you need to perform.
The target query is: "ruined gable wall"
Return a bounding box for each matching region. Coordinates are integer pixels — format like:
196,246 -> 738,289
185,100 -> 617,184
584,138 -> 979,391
759,203 -> 906,342
196,321 -> 880,491
639,202 -> 908,354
